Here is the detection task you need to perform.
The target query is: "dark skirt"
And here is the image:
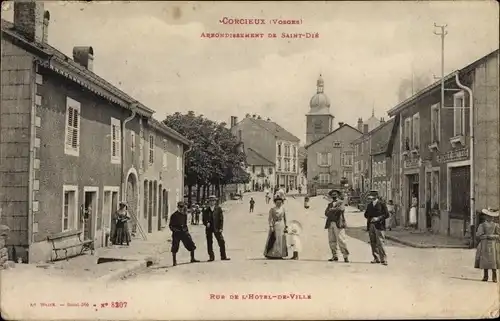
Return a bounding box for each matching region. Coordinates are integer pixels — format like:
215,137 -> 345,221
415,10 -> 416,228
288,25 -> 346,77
115,221 -> 131,245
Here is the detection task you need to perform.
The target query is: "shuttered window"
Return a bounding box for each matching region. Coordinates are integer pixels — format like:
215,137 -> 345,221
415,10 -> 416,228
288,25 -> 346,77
453,92 -> 466,136
111,117 -> 121,164
64,97 -> 81,156
163,139 -> 168,168
149,135 -> 155,164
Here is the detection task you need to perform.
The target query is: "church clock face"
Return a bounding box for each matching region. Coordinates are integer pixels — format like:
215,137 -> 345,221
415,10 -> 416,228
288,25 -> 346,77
313,119 -> 323,131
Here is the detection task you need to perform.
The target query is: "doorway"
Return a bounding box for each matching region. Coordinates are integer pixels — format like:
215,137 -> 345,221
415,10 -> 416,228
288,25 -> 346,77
406,174 -> 419,227
148,181 -> 153,233
158,184 -> 163,231
103,188 -> 119,247
83,188 -> 98,241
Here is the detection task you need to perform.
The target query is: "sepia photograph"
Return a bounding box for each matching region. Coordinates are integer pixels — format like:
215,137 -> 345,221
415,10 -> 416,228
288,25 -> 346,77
0,0 -> 499,319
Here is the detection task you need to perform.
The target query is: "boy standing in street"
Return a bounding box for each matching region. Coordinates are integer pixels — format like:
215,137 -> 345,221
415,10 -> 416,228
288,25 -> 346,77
169,201 -> 200,267
249,197 -> 255,213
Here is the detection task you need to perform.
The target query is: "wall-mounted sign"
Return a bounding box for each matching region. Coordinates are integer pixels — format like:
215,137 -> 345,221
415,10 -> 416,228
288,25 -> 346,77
404,157 -> 421,169
437,148 -> 469,164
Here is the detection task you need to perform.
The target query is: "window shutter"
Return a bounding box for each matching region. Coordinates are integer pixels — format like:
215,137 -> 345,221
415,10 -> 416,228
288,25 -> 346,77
116,123 -> 121,158
66,107 -> 73,147
327,153 -> 332,166
341,153 -> 345,166
316,152 -> 321,166
72,109 -> 79,149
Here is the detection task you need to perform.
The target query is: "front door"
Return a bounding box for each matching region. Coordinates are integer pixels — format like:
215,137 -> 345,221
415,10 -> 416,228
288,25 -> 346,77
83,191 -> 97,241
450,166 -> 470,236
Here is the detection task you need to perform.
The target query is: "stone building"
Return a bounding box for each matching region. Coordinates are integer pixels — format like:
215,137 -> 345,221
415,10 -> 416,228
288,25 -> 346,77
0,2 -> 190,263
305,123 -> 361,195
369,118 -> 396,201
244,147 -> 275,191
230,115 -> 300,191
387,49 -> 499,240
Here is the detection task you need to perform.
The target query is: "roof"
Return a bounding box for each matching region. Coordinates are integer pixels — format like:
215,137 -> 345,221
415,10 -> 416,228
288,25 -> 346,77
304,123 -> 362,149
1,18 -> 191,147
369,118 -> 396,155
149,118 -> 191,146
387,49 -> 499,117
245,148 -> 275,166
247,118 -> 300,142
351,117 -> 395,144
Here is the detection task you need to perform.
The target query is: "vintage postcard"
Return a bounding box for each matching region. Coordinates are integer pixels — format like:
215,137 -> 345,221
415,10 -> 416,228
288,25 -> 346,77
0,0 -> 499,320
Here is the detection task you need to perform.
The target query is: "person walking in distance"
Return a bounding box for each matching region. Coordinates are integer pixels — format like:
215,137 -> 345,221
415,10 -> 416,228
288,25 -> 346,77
325,190 -> 349,263
202,195 -> 230,262
249,197 -> 255,213
364,195 -> 389,265
169,201 -> 200,267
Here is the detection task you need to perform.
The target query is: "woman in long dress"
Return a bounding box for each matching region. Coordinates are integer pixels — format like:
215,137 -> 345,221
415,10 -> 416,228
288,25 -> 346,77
475,208 -> 500,282
114,202 -> 131,246
408,196 -> 418,228
264,195 -> 288,259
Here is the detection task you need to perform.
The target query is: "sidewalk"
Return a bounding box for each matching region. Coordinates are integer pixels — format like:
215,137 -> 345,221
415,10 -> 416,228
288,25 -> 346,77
385,227 -> 470,249
2,229 -> 172,283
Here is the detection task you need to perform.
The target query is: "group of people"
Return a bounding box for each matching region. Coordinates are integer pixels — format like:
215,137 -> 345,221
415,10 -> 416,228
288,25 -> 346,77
166,186 -> 500,283
168,195 -> 230,266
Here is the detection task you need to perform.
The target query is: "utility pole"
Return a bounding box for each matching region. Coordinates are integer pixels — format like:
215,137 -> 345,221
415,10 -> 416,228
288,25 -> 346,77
433,23 -> 448,108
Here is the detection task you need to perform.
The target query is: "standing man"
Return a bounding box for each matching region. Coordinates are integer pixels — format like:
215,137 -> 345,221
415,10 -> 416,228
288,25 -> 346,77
249,197 -> 255,213
364,195 -> 389,265
324,189 -> 349,263
169,201 -> 200,266
202,195 -> 230,262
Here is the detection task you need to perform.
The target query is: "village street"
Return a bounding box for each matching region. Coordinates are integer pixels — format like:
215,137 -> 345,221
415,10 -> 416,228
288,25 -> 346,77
3,194 -> 498,320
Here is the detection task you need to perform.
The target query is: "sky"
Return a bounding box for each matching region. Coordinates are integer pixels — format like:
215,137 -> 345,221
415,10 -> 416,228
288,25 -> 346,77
2,1 -> 498,143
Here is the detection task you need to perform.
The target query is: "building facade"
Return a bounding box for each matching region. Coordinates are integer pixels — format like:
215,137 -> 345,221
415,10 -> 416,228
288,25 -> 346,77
387,50 -> 499,239
244,147 -> 275,191
305,124 -> 361,195
306,75 -> 334,145
0,3 -> 190,263
230,115 -> 300,191
370,118 -> 395,201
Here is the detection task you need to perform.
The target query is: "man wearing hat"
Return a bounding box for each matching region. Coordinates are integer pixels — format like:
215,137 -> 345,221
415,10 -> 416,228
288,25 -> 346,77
364,194 -> 389,265
324,189 -> 349,262
474,208 -> 500,282
202,195 -> 230,262
169,201 -> 200,266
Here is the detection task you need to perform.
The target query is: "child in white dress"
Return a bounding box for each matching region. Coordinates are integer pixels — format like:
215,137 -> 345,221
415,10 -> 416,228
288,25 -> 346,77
288,220 -> 302,260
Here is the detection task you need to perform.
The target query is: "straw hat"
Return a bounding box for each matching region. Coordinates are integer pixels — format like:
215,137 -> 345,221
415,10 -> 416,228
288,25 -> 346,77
481,208 -> 499,217
273,194 -> 284,202
288,220 -> 303,234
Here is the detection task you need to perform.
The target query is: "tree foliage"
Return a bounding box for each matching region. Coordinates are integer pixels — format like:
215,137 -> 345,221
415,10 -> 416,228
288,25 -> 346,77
163,111 -> 249,188
300,157 -> 307,178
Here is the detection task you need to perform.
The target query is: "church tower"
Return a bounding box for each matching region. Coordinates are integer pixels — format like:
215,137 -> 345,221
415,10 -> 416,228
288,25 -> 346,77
305,74 -> 335,145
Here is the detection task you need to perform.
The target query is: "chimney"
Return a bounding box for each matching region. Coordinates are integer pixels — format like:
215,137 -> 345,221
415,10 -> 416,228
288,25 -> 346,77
42,10 -> 49,43
230,116 -> 238,128
14,1 -> 45,42
357,118 -> 363,132
72,46 -> 94,71
380,117 -> 385,125
363,124 -> 369,134
252,114 -> 256,118
267,118 -> 271,121
257,115 -> 262,120
338,122 -> 344,127
245,113 -> 250,118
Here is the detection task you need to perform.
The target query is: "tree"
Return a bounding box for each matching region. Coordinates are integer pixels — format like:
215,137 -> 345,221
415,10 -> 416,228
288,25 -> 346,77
300,157 -> 307,178
163,111 -> 247,203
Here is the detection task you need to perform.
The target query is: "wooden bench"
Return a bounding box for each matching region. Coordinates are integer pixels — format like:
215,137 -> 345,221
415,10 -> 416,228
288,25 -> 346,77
47,230 -> 94,261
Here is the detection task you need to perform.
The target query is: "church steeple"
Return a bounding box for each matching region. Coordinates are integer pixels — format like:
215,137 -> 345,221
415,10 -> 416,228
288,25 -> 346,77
316,74 -> 324,94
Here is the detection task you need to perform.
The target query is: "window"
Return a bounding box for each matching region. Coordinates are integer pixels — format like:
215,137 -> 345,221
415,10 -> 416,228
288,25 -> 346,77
252,165 -> 256,173
341,152 -> 353,166
110,117 -> 121,164
333,141 -> 342,148
176,144 -> 181,171
453,92 -> 466,136
149,135 -> 155,164
277,144 -> 282,156
62,186 -> 77,232
130,131 -> 136,150
292,161 -> 296,173
412,113 -> 420,150
268,167 -> 273,175
430,103 -> 440,143
277,158 -> 281,171
404,117 -> 412,151
162,139 -> 168,168
293,146 -> 297,157
317,152 -> 331,167
64,97 -> 81,156
260,166 -> 264,175
319,173 -> 330,184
